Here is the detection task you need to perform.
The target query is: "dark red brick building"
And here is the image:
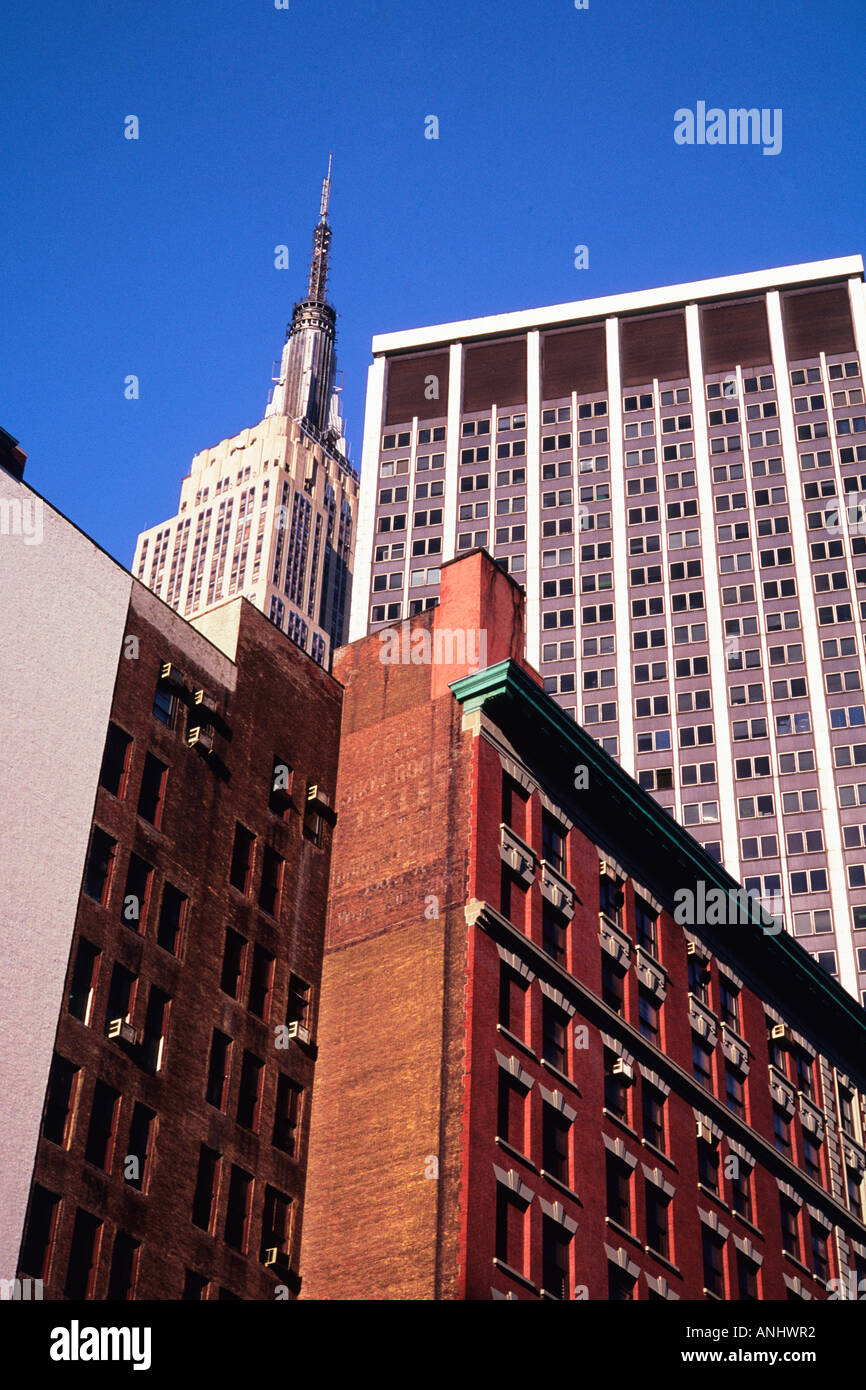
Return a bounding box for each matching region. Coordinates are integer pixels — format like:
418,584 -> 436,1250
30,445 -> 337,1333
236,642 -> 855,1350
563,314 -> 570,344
13,572 -> 342,1300
301,548 -> 866,1300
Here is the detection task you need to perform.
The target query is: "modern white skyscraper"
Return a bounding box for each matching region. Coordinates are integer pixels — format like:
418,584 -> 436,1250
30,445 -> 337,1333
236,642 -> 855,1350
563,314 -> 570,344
350,256 -> 866,1003
135,161 -> 358,667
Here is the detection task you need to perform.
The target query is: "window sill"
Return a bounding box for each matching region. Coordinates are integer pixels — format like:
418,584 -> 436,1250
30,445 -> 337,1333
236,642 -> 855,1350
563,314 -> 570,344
603,1109 -> 639,1141
641,1138 -> 677,1171
643,1246 -> 682,1279
731,1212 -> 763,1241
495,1137 -> 537,1172
496,1025 -> 538,1062
491,1259 -> 538,1294
697,1183 -> 729,1212
782,1251 -> 813,1279
539,1169 -> 581,1206
702,1287 -> 723,1301
540,1059 -> 581,1094
604,1218 -> 643,1251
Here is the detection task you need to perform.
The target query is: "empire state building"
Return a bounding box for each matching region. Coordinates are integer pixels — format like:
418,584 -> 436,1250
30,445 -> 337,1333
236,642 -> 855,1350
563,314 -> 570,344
133,160 -> 358,667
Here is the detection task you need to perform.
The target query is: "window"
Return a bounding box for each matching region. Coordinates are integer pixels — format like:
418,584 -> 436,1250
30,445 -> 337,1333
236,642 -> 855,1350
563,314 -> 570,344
261,1186 -> 292,1265
645,1184 -> 670,1259
810,1220 -> 829,1282
642,1084 -> 666,1151
142,986 -> 170,1072
838,1084 -> 855,1135
68,938 -> 100,1024
604,1050 -> 629,1123
192,1146 -> 221,1232
84,1080 -> 120,1171
270,759 -> 294,816
497,1072 -> 527,1151
19,1185 -> 60,1282
43,1056 -> 80,1147
702,1227 -> 725,1297
99,724 -> 132,798
303,794 -> 323,845
794,1051 -> 814,1099
542,1105 -> 570,1184
634,899 -> 657,954
542,1218 -> 571,1300
688,954 -> 711,1005
731,1163 -> 752,1221
273,1074 -> 303,1156
719,977 -> 740,1031
237,1052 -> 264,1132
846,1167 -> 863,1220
725,1066 -> 745,1119
220,928 -> 247,998
606,1153 -> 631,1229
152,679 -> 175,726
608,1265 -> 636,1299
84,827 -> 117,905
122,854 -> 152,932
803,1132 -> 822,1183
104,963 -> 136,1030
137,753 -> 167,828
206,1031 -> 232,1111
498,963 -> 527,1037
698,1139 -> 719,1194
287,973 -> 311,1027
64,1209 -> 102,1300
600,872 -> 623,926
107,1232 -> 140,1301
693,1039 -> 713,1089
638,988 -> 659,1043
773,1106 -> 792,1156
542,900 -> 567,966
230,823 -> 255,893
495,1186 -> 527,1272
249,945 -> 275,1021
602,956 -> 625,1016
223,1167 -> 253,1254
126,1103 -> 156,1193
542,998 -> 568,1073
737,1253 -> 759,1301
156,883 -> 187,956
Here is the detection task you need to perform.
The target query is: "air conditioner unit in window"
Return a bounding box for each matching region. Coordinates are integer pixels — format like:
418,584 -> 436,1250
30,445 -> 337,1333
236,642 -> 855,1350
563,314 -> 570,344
107,1018 -> 138,1046
287,1022 -> 311,1045
686,942 -> 700,956
193,688 -> 217,714
696,1121 -> 716,1143
306,784 -> 330,809
612,1059 -> 633,1080
187,725 -> 214,752
771,1024 -> 790,1043
264,1247 -> 291,1273
159,661 -> 185,692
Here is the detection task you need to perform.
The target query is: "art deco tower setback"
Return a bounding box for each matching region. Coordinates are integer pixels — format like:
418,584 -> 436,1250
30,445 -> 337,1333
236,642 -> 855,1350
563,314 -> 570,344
350,258 -> 866,1005
134,162 -> 359,668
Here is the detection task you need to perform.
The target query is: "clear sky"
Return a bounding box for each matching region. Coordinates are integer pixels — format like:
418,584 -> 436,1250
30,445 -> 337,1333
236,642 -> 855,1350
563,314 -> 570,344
2,0 -> 864,568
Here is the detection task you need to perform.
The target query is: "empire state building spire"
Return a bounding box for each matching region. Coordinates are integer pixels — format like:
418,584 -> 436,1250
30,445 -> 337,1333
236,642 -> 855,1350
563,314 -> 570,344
306,152 -> 332,303
266,156 -> 344,451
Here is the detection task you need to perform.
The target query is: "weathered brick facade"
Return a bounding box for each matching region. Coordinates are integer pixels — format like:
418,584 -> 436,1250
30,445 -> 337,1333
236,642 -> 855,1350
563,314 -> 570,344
17,584 -> 342,1300
302,549 -> 866,1301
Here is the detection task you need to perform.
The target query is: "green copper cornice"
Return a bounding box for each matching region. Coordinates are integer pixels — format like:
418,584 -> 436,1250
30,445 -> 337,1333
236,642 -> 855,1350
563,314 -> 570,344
451,658 -> 866,1046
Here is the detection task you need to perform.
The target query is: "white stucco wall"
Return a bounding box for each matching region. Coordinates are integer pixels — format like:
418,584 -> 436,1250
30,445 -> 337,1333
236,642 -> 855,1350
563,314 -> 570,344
0,478 -> 133,1281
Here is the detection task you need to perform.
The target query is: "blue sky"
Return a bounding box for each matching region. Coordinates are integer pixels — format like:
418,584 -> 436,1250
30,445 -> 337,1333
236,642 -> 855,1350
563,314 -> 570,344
2,0 -> 864,567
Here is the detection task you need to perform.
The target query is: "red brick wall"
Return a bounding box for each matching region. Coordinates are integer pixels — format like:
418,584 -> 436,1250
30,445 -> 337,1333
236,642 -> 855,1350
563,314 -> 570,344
21,593 -> 342,1299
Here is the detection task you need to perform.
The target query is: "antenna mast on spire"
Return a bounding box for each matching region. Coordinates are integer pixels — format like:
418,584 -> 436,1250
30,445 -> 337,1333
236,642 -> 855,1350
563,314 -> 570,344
307,153 -> 333,302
